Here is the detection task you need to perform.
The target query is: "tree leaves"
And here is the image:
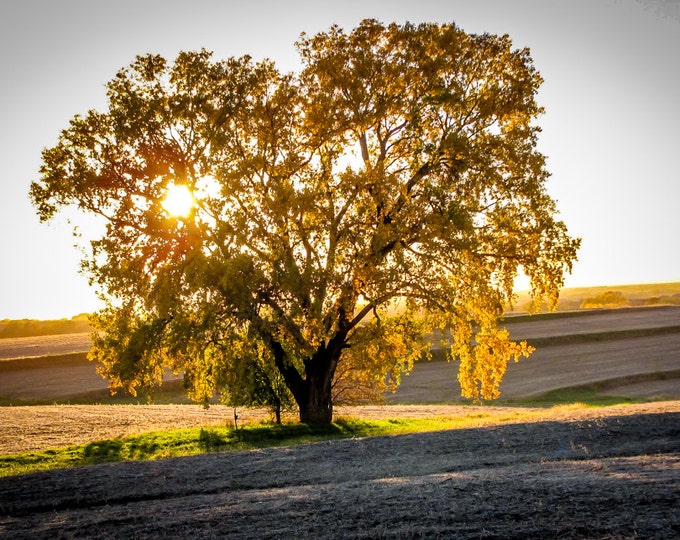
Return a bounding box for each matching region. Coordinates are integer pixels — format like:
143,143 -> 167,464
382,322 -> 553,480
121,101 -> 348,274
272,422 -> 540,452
32,21 -> 580,416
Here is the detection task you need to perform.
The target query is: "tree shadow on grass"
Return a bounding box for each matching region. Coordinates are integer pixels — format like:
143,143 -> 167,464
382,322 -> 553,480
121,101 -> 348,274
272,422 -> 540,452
199,423 -> 347,452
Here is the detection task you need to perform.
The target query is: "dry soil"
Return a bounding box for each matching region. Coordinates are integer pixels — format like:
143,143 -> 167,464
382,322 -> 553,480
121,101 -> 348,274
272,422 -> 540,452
2,306 -> 680,404
1,402 -> 679,539
1,307 -> 680,538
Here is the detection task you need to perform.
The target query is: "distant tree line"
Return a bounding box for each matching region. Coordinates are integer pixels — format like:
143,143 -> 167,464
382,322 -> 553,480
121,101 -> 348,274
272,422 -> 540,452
644,294 -> 680,306
580,291 -> 680,309
0,315 -> 92,339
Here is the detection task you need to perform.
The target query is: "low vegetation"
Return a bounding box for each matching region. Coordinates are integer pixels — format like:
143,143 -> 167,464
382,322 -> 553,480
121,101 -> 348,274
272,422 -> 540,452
580,290 -> 630,309
512,282 -> 680,312
646,293 -> 680,306
0,408 -> 572,477
0,314 -> 91,339
577,289 -> 680,310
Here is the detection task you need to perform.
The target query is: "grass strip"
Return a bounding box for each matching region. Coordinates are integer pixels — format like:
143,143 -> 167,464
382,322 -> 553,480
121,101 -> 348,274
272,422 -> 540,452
503,372 -> 680,407
501,387 -> 640,407
0,410 -> 561,478
525,325 -> 680,348
501,304 -> 680,324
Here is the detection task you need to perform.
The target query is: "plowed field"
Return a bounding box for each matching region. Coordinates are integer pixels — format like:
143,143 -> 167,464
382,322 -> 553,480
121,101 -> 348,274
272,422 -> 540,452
2,306 -> 680,404
1,307 -> 680,538
1,402 -> 678,539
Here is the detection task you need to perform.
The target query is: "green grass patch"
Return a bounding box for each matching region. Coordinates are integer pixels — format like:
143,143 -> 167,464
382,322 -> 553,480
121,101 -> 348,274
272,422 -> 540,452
501,387 -> 638,407
503,371 -> 680,408
0,411 -> 552,478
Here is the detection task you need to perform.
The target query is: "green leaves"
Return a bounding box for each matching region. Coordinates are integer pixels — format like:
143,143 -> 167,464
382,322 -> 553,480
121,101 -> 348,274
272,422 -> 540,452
32,21 -> 579,417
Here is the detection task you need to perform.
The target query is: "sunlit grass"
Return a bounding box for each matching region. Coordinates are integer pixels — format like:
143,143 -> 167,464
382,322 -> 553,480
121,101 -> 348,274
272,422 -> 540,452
500,387 -> 638,407
0,410 -> 565,478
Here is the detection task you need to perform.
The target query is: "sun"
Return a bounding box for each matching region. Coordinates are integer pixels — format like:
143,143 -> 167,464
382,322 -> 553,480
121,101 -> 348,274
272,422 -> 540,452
161,183 -> 195,217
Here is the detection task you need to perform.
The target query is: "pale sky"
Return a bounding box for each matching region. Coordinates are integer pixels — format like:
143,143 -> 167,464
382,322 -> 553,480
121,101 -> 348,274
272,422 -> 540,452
1,0 -> 679,320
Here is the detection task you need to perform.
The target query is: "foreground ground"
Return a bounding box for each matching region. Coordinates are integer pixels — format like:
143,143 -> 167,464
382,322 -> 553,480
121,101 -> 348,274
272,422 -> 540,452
0,402 -> 660,456
1,402 -> 679,538
1,307 -> 679,537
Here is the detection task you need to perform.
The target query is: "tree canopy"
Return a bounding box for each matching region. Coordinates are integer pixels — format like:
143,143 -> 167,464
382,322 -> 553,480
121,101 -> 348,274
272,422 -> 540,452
31,20 -> 579,424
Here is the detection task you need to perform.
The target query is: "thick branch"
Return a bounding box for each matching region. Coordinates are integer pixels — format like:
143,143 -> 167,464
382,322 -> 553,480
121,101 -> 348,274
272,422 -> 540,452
248,307 -> 306,400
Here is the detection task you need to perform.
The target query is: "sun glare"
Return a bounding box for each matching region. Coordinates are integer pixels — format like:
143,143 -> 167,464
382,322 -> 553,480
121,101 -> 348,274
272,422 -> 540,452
161,183 -> 195,217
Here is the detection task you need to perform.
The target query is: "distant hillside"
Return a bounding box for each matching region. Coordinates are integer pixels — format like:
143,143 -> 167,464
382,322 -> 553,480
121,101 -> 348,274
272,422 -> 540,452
510,282 -> 680,313
3,282 -> 679,337
0,315 -> 92,339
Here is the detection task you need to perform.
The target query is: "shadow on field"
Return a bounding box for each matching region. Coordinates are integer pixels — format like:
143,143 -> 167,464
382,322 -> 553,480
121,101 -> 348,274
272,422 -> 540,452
1,408 -> 679,538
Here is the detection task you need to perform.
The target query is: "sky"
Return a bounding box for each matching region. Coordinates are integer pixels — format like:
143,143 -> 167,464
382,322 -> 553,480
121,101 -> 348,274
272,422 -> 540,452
1,0 -> 679,320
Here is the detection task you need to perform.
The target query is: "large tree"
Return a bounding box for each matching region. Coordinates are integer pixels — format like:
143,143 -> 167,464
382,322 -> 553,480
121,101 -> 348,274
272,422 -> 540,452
31,21 -> 579,424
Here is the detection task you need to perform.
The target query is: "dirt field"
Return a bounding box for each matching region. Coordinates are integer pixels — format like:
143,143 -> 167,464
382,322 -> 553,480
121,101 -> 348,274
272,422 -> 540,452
0,402 -> 635,456
1,402 -> 678,539
392,306 -> 680,403
1,307 -> 680,538
0,332 -> 91,360
2,306 -> 680,404
392,332 -> 680,403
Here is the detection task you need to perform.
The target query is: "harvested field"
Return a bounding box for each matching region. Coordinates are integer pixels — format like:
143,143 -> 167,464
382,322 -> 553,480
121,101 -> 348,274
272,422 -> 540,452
503,304 -> 680,338
1,307 -> 680,538
1,402 -> 679,538
392,306 -> 680,403
393,333 -> 680,403
0,333 -> 90,361
0,401 -> 672,455
2,306 -> 680,405
0,404 -> 238,455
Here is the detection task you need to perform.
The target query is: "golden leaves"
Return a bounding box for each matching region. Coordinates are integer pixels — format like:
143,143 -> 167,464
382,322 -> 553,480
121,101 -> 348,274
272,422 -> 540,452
455,326 -> 534,402
333,314 -> 430,404
34,21 -> 579,417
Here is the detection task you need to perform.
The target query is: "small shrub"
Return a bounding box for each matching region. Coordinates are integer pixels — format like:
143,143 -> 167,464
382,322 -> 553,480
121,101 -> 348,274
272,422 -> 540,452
646,294 -> 680,306
580,291 -> 630,309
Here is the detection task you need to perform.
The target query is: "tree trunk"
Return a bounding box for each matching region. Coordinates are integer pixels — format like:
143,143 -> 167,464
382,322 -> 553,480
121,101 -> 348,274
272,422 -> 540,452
297,344 -> 341,425
271,332 -> 344,426
298,381 -> 333,425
